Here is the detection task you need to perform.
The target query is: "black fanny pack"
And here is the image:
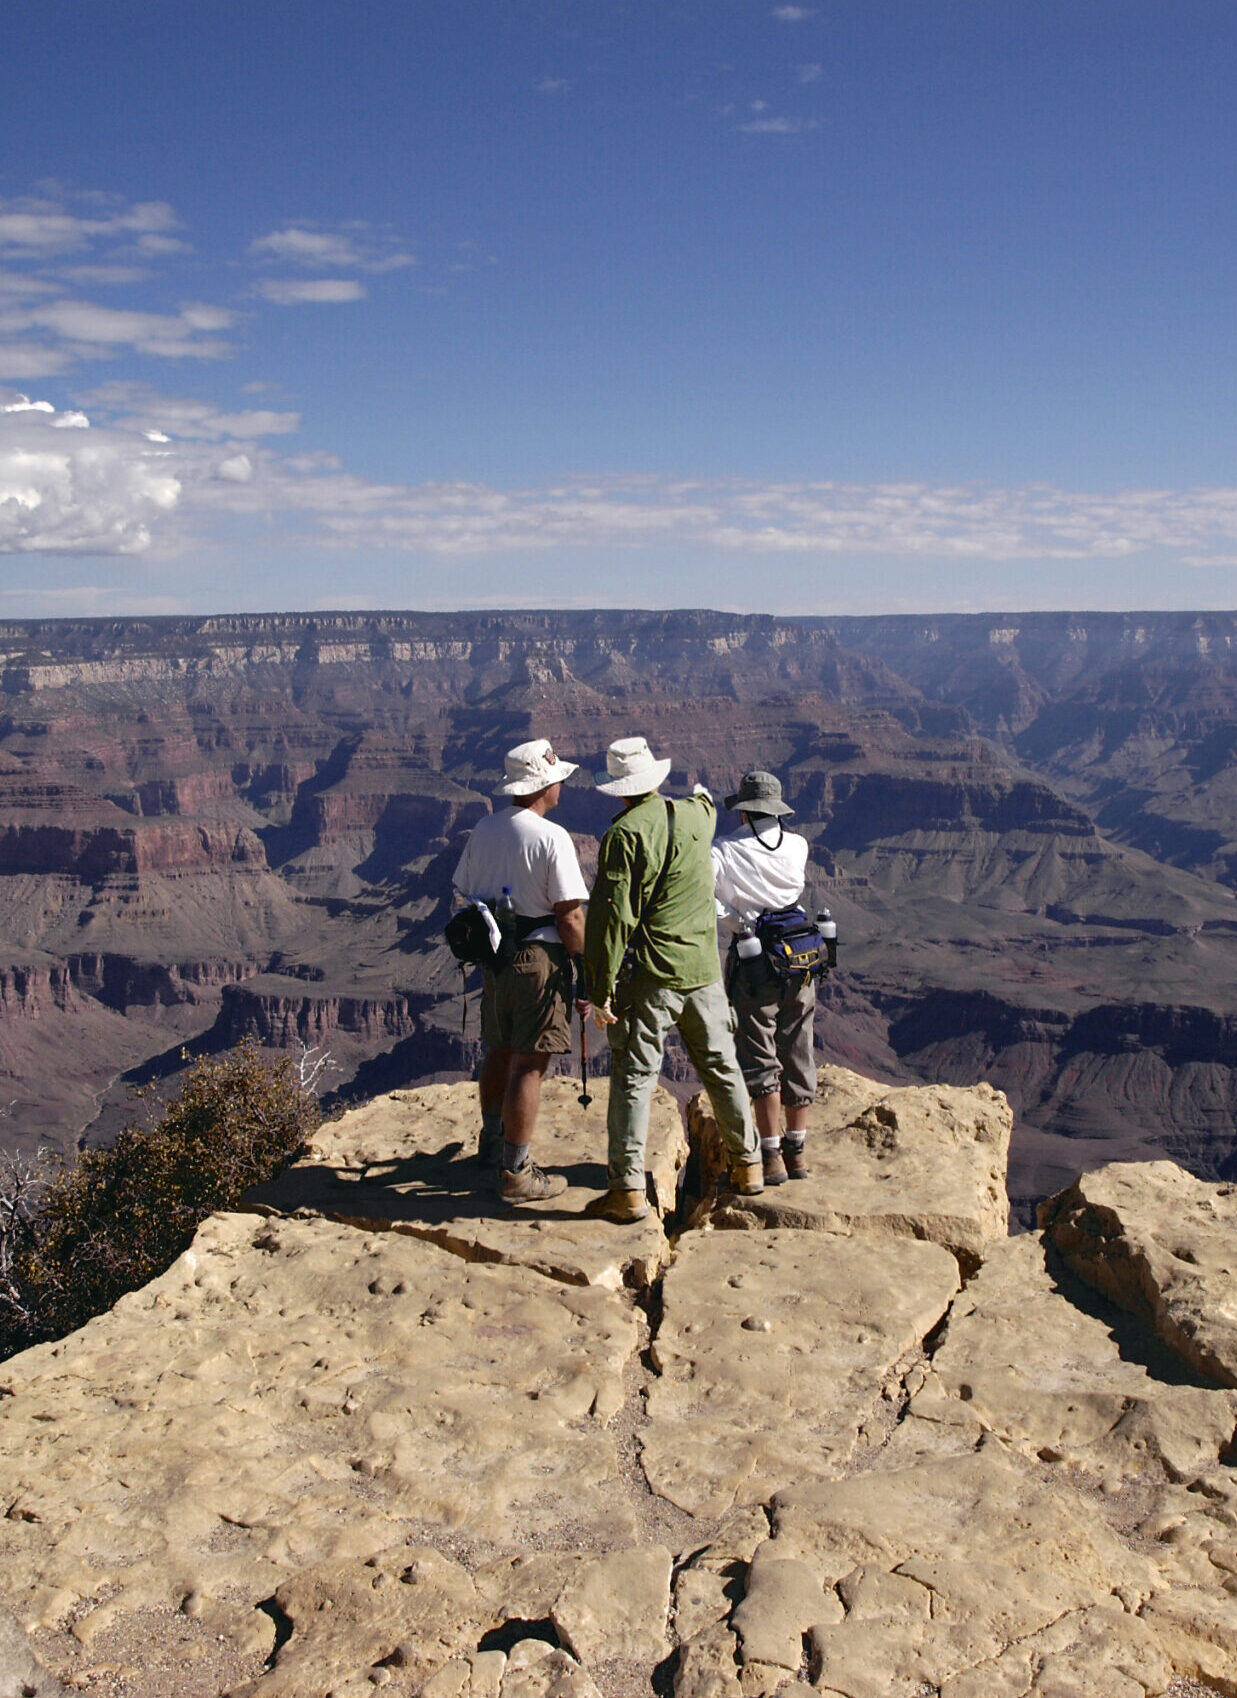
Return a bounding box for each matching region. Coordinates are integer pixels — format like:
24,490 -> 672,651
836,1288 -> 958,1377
445,905 -> 556,972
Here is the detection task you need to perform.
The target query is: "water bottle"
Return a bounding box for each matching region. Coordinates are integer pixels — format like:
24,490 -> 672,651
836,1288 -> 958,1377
495,886 -> 517,942
735,928 -> 763,960
816,907 -> 838,970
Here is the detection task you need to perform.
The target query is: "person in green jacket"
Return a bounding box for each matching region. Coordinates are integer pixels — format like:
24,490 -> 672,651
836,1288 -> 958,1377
582,736 -> 763,1223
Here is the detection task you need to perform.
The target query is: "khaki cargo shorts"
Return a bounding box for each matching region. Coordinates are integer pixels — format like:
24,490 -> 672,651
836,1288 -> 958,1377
480,941 -> 573,1055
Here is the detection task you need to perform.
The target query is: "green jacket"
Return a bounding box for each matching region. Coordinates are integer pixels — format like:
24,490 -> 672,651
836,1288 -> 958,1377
584,791 -> 721,1002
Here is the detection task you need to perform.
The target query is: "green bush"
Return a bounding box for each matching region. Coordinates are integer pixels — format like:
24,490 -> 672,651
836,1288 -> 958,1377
0,1040 -> 319,1358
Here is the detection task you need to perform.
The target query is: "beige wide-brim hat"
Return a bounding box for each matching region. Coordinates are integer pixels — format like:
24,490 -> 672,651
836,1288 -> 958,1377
594,735 -> 672,797
496,738 -> 579,796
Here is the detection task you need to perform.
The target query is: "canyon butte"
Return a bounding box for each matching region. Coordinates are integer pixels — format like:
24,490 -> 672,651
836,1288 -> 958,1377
0,609 -> 1235,1221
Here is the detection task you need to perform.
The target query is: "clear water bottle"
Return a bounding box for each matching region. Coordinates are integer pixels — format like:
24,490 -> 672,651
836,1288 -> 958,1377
816,907 -> 838,970
735,928 -> 763,960
495,886 -> 517,941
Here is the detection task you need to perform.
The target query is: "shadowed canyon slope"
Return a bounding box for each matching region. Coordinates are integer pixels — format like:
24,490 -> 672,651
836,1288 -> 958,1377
3,1071 -> 1237,1698
0,609 -> 1235,1215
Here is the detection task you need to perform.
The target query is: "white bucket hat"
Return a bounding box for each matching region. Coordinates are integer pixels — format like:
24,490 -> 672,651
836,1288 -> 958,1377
594,735 -> 672,797
496,738 -> 578,797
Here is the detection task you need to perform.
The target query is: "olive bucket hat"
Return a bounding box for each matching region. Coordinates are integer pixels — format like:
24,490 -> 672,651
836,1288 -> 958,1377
724,770 -> 794,816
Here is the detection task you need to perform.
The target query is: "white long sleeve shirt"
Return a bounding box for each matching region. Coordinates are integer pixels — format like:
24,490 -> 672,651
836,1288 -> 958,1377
711,820 -> 809,938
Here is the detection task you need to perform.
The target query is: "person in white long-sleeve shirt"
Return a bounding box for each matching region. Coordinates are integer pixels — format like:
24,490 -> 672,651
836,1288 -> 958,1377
711,770 -> 817,1184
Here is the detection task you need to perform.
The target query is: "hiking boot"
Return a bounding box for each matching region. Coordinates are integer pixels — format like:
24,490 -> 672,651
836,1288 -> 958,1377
581,1187 -> 650,1224
500,1162 -> 567,1204
580,1188 -> 651,1229
762,1146 -> 789,1186
783,1142 -> 810,1180
728,1160 -> 765,1197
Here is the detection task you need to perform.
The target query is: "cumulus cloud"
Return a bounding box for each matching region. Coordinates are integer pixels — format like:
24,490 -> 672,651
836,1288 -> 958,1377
254,279 -> 366,305
0,395 -> 182,553
248,223 -> 414,273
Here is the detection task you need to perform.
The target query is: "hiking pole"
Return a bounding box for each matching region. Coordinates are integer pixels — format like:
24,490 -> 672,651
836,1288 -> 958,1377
578,1013 -> 593,1108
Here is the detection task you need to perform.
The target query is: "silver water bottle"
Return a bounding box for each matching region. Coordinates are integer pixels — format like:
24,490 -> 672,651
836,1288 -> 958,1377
816,907 -> 838,970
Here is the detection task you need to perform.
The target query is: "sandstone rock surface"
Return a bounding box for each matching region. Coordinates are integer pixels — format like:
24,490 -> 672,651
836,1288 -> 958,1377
0,1604 -> 69,1698
1041,1160 -> 1237,1386
0,1211 -> 637,1664
4,1072 -> 1237,1698
773,1445 -> 1165,1697
643,1228 -> 959,1515
906,1230 -> 1237,1483
248,1079 -> 685,1291
689,1065 -> 1011,1270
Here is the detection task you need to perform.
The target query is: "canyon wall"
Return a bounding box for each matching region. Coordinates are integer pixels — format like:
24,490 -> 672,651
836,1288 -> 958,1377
0,609 -> 1233,1215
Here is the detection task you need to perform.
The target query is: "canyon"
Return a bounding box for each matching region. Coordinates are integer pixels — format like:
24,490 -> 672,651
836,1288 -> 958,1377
0,609 -> 1234,1220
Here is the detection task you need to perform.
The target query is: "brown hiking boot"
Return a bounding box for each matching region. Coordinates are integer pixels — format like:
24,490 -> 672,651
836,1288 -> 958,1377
783,1142 -> 809,1180
500,1162 -> 567,1204
581,1187 -> 650,1223
728,1160 -> 765,1197
762,1146 -> 789,1186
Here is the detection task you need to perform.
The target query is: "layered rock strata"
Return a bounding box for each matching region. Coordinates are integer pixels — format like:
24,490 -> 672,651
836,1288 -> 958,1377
1,1069 -> 1236,1698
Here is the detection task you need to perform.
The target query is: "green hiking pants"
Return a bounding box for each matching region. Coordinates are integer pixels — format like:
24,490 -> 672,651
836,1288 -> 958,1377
605,976 -> 758,1191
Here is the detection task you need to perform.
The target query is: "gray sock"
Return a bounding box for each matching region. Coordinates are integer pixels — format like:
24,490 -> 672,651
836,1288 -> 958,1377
502,1141 -> 530,1173
783,1131 -> 806,1150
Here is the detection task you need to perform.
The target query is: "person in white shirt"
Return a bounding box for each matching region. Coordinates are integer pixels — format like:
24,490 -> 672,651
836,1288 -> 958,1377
453,738 -> 590,1203
711,770 -> 816,1184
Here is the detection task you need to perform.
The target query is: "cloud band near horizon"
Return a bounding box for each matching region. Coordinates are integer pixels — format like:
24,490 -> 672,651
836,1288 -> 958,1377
4,395 -> 1237,569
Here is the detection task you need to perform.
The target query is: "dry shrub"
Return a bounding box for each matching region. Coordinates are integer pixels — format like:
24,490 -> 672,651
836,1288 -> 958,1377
0,1040 -> 318,1358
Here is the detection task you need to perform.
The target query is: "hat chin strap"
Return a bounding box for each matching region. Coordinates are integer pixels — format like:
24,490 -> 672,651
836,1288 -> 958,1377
744,812 -> 784,850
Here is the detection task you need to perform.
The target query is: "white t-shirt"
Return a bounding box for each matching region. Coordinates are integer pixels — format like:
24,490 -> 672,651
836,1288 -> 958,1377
453,806 -> 589,944
711,820 -> 810,938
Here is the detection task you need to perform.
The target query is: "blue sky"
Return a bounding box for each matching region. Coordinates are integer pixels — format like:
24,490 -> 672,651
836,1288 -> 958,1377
2,0 -> 1236,617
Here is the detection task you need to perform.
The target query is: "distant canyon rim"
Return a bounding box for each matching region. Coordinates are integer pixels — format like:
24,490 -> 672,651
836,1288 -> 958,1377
0,606 -> 1235,1224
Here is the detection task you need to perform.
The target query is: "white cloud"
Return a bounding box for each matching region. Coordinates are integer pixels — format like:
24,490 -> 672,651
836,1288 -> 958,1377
796,62 -> 823,82
80,385 -> 301,441
737,115 -> 820,134
0,397 -> 181,553
248,223 -> 414,273
255,279 -> 366,306
0,195 -> 181,259
0,343 -> 73,379
536,77 -> 569,93
13,381 -> 1237,577
8,297 -> 234,359
772,6 -> 813,19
